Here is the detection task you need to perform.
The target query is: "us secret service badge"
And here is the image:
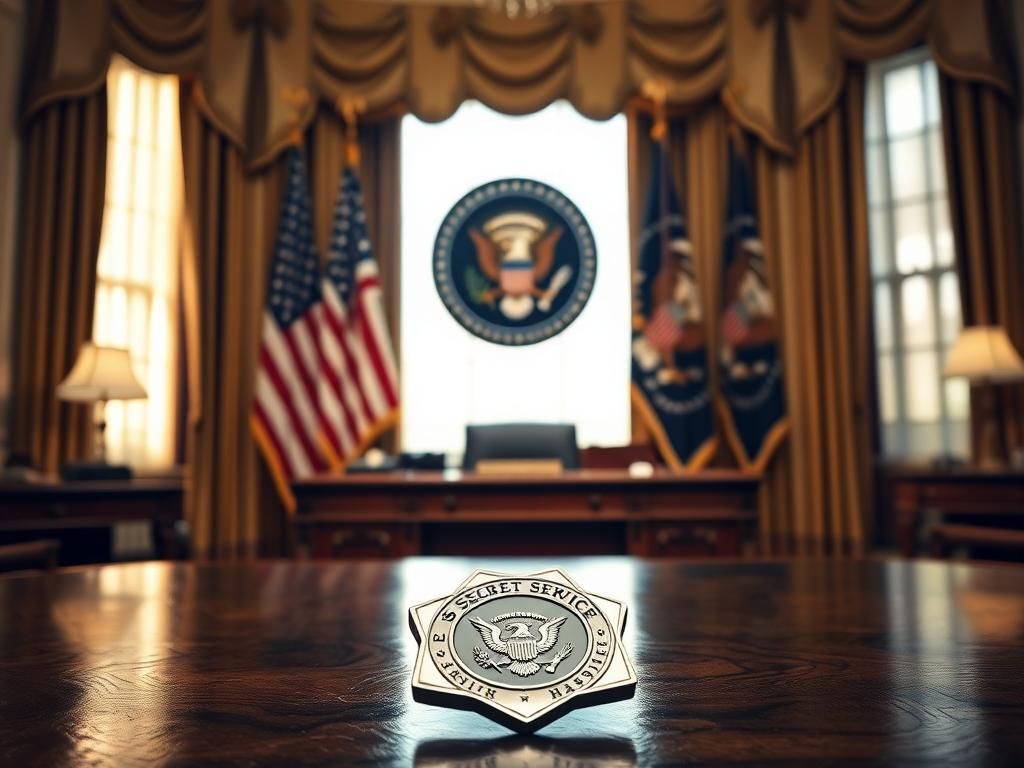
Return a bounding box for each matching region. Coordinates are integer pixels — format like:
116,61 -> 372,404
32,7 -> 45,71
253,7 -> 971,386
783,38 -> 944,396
409,568 -> 636,731
432,179 -> 597,346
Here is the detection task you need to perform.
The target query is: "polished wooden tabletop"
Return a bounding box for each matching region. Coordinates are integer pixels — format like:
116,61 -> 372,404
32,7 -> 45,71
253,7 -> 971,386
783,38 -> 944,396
2,557 -> 1024,766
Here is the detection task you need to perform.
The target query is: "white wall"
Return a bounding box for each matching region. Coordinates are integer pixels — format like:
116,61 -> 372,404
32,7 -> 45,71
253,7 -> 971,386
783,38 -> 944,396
0,0 -> 23,461
400,102 -> 632,457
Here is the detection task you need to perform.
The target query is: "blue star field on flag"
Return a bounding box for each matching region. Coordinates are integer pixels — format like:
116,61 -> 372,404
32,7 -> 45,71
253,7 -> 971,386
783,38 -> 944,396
325,167 -> 373,308
268,149 -> 322,328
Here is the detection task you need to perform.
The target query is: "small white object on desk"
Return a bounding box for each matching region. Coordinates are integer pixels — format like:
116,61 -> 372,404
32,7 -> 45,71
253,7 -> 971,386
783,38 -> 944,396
364,448 -> 386,469
628,461 -> 655,478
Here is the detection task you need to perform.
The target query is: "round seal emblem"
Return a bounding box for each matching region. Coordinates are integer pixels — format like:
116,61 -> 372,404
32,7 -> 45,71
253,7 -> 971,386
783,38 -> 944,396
433,179 -> 597,346
409,568 -> 637,731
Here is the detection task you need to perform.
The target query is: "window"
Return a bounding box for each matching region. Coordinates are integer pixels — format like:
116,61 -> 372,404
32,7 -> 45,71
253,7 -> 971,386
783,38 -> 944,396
92,56 -> 183,468
400,101 -> 631,457
865,51 -> 968,459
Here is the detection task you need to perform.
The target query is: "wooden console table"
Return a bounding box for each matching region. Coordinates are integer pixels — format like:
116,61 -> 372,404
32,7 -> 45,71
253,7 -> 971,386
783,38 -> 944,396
293,469 -> 760,558
883,467 -> 1024,557
0,478 -> 185,563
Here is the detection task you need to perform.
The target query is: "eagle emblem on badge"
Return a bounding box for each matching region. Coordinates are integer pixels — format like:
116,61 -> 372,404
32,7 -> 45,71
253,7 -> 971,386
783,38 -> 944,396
469,612 -> 572,677
409,568 -> 636,732
433,179 -> 596,345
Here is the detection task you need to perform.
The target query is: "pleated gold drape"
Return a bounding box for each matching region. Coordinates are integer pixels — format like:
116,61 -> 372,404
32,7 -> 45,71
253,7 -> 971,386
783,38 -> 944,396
630,69 -> 871,555
25,1 -> 1010,166
753,68 -> 872,556
180,84 -> 402,559
10,91 -> 108,472
940,77 -> 1024,463
180,84 -> 284,559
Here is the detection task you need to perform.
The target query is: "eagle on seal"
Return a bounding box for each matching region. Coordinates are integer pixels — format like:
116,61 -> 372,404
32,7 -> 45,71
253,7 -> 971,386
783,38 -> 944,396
468,212 -> 569,320
469,614 -> 567,677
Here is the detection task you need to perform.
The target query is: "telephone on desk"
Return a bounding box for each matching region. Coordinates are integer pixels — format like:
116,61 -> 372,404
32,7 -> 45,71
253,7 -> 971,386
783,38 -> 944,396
345,449 -> 444,473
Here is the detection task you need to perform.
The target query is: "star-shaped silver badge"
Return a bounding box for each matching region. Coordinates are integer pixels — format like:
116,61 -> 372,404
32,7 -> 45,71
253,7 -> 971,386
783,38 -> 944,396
409,568 -> 637,732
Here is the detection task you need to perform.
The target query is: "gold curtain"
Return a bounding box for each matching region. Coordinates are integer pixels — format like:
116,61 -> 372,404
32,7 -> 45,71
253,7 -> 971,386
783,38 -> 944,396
752,67 -> 872,555
940,77 -> 1024,463
10,91 -> 108,472
630,69 -> 871,555
180,84 -> 402,558
23,1 -> 1012,165
180,83 -> 285,559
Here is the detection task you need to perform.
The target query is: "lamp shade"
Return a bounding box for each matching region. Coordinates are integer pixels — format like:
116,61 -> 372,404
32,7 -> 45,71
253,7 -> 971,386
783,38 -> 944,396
942,326 -> 1024,384
56,343 -> 148,402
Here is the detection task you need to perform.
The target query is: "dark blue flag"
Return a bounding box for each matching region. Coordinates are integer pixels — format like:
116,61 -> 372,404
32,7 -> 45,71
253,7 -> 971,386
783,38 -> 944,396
719,149 -> 788,471
631,138 -> 716,470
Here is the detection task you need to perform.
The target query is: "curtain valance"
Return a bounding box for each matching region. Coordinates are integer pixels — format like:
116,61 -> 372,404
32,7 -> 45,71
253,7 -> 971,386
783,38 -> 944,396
23,0 -> 1014,164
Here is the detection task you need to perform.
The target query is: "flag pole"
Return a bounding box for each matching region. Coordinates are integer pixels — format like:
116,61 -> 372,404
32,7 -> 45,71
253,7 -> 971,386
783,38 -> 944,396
280,86 -> 310,148
336,95 -> 367,168
641,79 -> 673,316
640,79 -> 669,144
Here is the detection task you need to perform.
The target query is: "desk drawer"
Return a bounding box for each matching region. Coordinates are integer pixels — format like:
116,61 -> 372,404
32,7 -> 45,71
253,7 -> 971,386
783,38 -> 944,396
300,490 -> 756,522
629,521 -> 746,557
918,483 -> 1024,514
307,491 -> 627,518
308,523 -> 419,558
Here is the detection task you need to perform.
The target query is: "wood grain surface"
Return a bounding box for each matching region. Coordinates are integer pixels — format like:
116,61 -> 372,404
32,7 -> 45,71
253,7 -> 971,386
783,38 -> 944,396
2,558 -> 1024,766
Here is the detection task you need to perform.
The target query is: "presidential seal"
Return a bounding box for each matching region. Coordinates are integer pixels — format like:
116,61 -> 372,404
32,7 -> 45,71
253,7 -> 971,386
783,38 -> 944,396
409,568 -> 636,731
432,179 -> 597,346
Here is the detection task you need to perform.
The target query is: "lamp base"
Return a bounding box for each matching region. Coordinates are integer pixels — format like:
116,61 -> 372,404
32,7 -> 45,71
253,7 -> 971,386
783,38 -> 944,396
60,462 -> 133,482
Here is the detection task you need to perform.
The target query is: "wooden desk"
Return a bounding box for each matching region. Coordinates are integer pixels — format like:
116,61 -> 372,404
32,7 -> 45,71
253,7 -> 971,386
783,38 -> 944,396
883,467 -> 1024,556
2,558 -> 1024,766
0,478 -> 184,563
293,469 -> 760,558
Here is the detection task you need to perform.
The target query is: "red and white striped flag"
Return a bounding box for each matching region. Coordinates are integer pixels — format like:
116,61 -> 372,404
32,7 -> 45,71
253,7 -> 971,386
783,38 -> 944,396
251,148 -> 328,511
318,163 -> 399,466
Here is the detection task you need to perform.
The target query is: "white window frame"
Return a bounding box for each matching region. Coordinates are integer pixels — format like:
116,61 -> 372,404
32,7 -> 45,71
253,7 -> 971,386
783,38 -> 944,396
866,48 -> 967,460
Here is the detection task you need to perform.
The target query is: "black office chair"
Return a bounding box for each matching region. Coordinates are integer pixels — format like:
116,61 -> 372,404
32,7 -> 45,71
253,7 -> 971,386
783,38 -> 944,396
462,423 -> 580,470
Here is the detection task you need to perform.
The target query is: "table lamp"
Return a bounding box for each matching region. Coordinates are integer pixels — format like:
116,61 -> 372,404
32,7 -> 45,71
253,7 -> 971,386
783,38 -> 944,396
943,325 -> 1024,468
56,342 -> 147,480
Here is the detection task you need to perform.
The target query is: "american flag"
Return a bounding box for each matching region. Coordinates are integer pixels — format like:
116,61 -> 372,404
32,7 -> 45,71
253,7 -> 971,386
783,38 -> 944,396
319,164 -> 399,467
251,148 -> 328,511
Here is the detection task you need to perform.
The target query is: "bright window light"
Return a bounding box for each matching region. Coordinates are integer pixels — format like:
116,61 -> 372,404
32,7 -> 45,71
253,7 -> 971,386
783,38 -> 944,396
865,50 -> 966,460
400,101 -> 631,457
93,56 -> 183,469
